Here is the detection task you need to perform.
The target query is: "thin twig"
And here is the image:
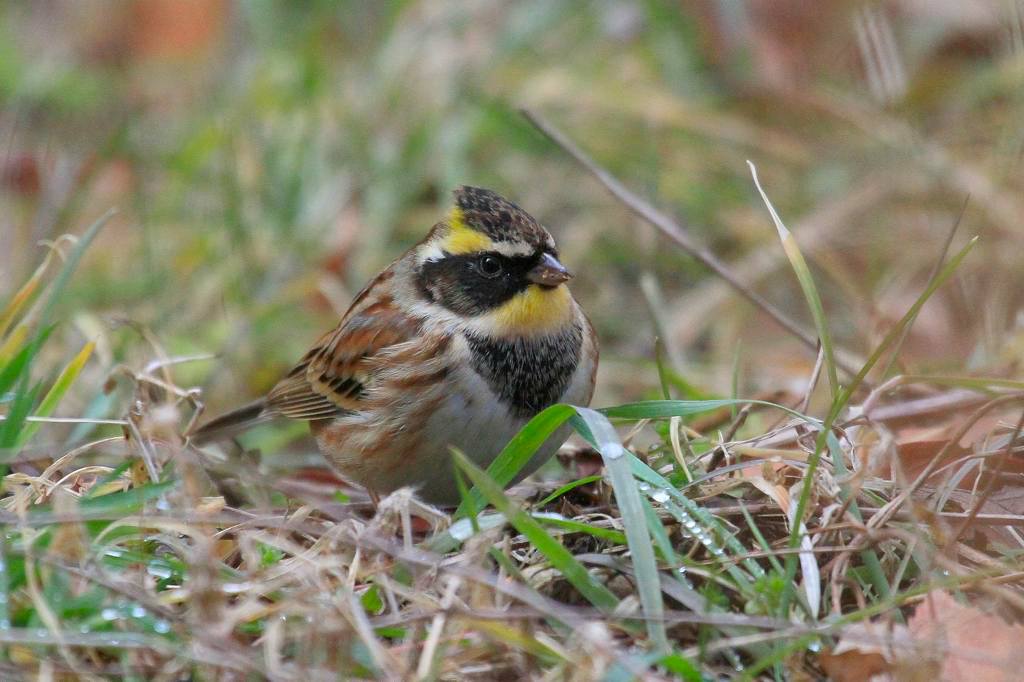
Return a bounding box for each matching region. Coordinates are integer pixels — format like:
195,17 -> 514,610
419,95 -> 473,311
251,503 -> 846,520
950,407 -> 1024,544
799,344 -> 826,416
868,393 -> 1024,530
0,415 -> 128,425
521,108 -> 862,378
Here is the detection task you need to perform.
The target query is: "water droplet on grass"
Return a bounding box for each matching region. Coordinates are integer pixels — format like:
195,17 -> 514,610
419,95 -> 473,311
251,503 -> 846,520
146,564 -> 172,580
448,519 -> 475,542
602,443 -> 625,460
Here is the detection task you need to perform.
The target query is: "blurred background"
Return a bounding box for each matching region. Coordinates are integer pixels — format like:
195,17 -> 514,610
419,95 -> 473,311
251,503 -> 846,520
2,0 -> 1023,434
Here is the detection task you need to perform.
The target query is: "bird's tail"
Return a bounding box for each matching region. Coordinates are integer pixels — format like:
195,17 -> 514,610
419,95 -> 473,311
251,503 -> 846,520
189,399 -> 269,445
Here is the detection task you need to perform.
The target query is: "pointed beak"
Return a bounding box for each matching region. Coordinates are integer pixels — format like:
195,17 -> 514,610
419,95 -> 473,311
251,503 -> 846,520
527,252 -> 572,286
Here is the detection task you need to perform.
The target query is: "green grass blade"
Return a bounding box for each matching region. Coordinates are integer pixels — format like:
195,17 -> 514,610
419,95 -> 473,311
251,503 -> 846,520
0,324 -> 30,366
576,407 -> 667,651
572,409 -> 767,594
654,338 -> 673,400
452,450 -> 481,534
0,383 -> 40,449
656,652 -> 703,681
15,341 -> 94,448
535,475 -> 603,507
780,236 -> 979,615
0,529 -> 8,632
33,210 -> 116,338
454,403 -> 576,518
640,496 -> 676,566
452,450 -> 620,611
602,399 -> 819,426
76,479 -> 175,516
877,198 -> 966,379
0,326 -> 55,397
830,236 -> 978,419
602,398 -> 742,419
1,212 -> 113,462
0,249 -> 55,338
535,515 -> 627,544
826,431 -> 890,601
627,455 -> 765,584
748,161 -> 838,397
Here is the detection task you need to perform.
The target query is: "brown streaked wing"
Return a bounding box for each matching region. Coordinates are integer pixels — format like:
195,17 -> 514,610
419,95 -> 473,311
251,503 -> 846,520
264,302 -> 423,421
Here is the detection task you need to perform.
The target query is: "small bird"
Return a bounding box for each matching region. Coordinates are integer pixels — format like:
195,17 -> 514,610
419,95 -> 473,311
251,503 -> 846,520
192,186 -> 598,506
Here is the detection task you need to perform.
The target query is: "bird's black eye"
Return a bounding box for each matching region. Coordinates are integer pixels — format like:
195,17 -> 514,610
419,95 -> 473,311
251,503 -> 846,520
477,255 -> 503,278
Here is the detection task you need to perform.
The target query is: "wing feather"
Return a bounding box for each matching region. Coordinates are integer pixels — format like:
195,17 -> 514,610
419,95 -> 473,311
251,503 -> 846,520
264,269 -> 422,421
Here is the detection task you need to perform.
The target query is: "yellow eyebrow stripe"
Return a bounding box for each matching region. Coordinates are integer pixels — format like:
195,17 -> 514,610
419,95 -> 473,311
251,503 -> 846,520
441,206 -> 494,254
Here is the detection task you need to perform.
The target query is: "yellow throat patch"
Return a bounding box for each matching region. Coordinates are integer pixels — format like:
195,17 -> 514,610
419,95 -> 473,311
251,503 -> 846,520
485,283 -> 573,335
440,206 -> 494,255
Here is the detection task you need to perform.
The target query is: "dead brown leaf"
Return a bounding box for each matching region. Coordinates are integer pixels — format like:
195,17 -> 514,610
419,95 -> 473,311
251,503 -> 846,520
904,590 -> 1024,682
823,592 -> 1024,681
820,620 -> 916,682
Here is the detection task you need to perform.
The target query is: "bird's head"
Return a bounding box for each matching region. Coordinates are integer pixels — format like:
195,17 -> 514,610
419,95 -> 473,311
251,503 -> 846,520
416,186 -> 574,335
